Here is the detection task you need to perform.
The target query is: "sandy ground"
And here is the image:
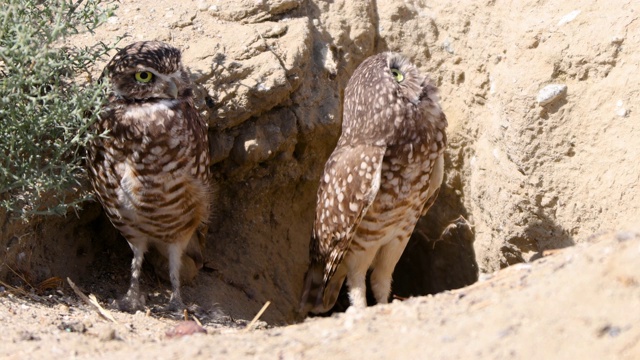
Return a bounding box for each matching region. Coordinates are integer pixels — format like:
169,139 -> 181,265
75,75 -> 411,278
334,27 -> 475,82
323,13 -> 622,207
2,230 -> 639,359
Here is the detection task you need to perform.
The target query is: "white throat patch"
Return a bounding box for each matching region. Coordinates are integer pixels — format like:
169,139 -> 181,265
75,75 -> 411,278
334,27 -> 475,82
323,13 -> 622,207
124,99 -> 179,120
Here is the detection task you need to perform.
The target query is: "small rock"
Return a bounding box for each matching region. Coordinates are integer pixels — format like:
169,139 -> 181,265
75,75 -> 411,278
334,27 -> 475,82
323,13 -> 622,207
263,25 -> 288,38
99,328 -> 117,342
197,1 -> 209,11
58,321 -> 86,333
536,84 -> 567,106
616,231 -> 637,242
244,139 -> 259,152
442,39 -> 454,54
597,324 -> 622,338
616,107 -> 629,117
615,100 -> 629,117
319,44 -> 337,76
557,10 -> 581,26
165,321 -> 206,338
155,29 -> 172,42
611,36 -> 624,45
170,12 -> 197,29
18,331 -> 40,341
106,16 -> 119,24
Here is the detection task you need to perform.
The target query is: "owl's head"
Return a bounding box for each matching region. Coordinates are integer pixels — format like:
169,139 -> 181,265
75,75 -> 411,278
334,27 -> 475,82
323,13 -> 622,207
380,52 -> 433,104
102,41 -> 192,102
343,52 -> 439,139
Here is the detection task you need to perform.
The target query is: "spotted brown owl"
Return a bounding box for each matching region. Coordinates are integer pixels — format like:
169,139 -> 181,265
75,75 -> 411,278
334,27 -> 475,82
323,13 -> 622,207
300,52 -> 447,314
87,41 -> 211,312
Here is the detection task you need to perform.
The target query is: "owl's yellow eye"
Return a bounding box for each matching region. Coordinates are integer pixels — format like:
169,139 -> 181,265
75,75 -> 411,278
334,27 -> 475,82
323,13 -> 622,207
134,71 -> 153,83
390,68 -> 404,82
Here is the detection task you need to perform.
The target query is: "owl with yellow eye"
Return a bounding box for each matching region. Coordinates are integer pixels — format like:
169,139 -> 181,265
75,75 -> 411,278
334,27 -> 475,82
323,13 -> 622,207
300,52 -> 447,315
87,41 -> 212,312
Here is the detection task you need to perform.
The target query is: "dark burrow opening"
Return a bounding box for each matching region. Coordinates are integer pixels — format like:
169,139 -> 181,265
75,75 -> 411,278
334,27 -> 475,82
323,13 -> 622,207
1,161 -> 477,323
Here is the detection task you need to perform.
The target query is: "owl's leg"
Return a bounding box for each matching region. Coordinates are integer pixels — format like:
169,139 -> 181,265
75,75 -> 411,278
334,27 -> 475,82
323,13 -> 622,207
118,241 -> 148,312
345,247 -> 377,309
369,239 -> 410,305
166,242 -> 186,311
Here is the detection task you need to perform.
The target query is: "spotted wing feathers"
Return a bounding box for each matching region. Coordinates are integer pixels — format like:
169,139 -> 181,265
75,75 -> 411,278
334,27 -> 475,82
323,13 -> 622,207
300,145 -> 386,314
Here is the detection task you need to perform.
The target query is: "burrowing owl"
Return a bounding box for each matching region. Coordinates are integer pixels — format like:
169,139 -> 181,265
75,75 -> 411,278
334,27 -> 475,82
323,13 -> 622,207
87,41 -> 211,312
300,52 -> 447,314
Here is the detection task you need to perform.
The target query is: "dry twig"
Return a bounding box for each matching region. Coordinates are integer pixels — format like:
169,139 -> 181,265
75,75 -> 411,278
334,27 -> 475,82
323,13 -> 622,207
244,301 -> 271,332
0,279 -> 30,297
66,277 -> 118,324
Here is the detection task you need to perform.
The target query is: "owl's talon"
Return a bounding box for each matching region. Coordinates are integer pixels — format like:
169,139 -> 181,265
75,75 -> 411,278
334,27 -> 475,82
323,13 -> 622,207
165,296 -> 185,313
117,292 -> 146,313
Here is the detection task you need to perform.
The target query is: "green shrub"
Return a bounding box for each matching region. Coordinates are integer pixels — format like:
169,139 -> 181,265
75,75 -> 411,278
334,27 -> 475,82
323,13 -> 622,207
0,0 -> 116,219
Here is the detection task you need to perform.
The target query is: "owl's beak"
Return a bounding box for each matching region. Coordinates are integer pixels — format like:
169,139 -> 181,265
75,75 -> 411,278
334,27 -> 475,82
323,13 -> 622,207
167,80 -> 179,99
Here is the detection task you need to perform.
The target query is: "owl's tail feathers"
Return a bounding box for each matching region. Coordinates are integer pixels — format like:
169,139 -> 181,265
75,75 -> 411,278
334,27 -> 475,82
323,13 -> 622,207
299,262 -> 325,316
299,261 -> 346,316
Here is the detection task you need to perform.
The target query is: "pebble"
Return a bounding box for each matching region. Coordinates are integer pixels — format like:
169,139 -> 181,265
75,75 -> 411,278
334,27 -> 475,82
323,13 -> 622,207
263,25 -> 288,38
18,331 -> 40,341
536,84 -> 567,106
442,39 -> 454,54
197,1 -> 209,11
557,10 -> 581,26
99,328 -> 117,342
58,321 -> 86,333
611,36 -> 624,45
615,100 -> 629,117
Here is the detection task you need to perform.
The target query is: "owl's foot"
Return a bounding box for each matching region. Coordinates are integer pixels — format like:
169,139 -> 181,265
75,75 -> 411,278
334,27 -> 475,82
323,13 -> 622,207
117,290 -> 146,313
165,293 -> 185,313
345,303 -> 367,316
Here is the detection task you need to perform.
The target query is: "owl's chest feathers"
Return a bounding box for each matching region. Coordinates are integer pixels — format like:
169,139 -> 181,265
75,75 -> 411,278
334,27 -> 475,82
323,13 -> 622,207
98,99 -> 207,227
106,100 -> 193,165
